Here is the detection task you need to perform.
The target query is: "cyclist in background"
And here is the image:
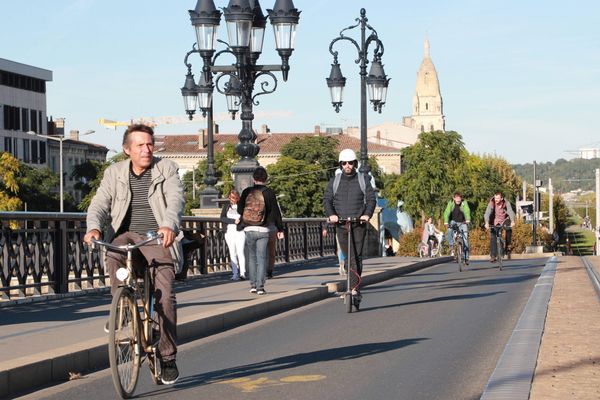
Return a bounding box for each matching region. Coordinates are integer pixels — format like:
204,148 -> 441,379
484,190 -> 516,262
443,191 -> 471,265
422,216 -> 442,256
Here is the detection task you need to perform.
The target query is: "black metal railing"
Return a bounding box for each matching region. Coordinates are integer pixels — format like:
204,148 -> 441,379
0,212 -> 337,301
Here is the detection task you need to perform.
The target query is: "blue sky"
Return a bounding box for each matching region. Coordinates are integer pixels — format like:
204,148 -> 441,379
2,0 -> 599,163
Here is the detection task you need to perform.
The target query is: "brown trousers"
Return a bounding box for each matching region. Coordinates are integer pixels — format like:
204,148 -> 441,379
106,232 -> 178,361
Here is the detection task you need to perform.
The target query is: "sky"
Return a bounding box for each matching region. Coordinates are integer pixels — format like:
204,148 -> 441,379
2,0 -> 599,164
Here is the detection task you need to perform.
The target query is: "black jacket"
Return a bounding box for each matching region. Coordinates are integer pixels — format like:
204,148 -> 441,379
323,171 -> 376,219
220,202 -> 237,225
238,184 -> 284,232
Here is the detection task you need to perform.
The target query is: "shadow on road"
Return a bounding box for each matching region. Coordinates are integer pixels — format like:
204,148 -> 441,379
358,291 -> 505,312
138,338 -> 428,397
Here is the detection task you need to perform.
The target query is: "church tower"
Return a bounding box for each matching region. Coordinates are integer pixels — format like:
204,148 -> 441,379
405,39 -> 445,133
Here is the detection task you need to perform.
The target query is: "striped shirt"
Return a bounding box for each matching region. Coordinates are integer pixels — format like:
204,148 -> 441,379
119,167 -> 158,235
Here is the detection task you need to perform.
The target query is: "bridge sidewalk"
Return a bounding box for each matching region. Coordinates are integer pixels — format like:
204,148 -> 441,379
0,255 -> 446,398
529,256 -> 600,400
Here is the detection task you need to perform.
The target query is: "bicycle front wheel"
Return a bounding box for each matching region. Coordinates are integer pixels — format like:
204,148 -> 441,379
456,240 -> 464,272
497,238 -> 504,271
109,287 -> 141,399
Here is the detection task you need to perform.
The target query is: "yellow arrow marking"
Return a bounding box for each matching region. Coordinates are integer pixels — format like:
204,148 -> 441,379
280,375 -> 327,383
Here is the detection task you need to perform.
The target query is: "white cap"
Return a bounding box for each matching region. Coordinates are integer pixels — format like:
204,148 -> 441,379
339,148 -> 357,162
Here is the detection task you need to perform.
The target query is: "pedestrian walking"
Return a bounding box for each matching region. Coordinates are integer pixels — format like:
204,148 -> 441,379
220,190 -> 246,280
238,167 -> 284,295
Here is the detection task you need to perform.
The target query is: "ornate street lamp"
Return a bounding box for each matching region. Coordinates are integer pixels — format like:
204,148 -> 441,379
182,0 -> 300,200
326,8 -> 389,174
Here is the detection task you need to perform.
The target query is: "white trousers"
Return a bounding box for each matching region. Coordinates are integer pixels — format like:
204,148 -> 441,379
225,228 -> 246,278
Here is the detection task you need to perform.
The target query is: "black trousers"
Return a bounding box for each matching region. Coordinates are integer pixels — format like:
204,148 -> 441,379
336,222 -> 366,291
490,227 -> 512,257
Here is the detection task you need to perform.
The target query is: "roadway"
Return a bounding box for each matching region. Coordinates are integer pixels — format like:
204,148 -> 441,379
18,258 -> 546,400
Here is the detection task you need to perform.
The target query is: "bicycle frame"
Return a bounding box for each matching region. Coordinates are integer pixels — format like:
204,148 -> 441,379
92,233 -> 162,354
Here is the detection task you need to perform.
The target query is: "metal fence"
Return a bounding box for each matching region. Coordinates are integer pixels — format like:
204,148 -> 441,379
0,212 -> 337,300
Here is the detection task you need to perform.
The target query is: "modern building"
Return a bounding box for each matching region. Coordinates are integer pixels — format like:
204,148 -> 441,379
0,58 -> 52,164
46,118 -> 109,203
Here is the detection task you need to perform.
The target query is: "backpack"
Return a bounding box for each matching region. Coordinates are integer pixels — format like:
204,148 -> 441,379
333,172 -> 367,204
242,187 -> 267,226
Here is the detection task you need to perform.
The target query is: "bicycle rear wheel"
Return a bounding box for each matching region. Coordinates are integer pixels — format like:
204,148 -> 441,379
109,287 -> 141,399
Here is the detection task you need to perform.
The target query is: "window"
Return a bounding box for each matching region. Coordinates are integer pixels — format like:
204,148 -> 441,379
30,109 -> 38,133
425,103 -> 429,111
21,108 -> 29,131
38,111 -> 43,134
22,139 -> 30,163
39,141 -> 46,164
13,138 -> 18,157
31,140 -> 38,163
430,125 -> 434,132
420,125 -> 424,133
4,137 -> 12,153
0,69 -> 46,93
3,105 -> 22,130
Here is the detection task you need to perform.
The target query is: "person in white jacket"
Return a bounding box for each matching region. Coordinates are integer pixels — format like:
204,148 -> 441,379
220,190 -> 246,280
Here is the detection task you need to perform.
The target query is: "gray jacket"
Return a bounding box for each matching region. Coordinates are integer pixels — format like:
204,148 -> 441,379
86,157 -> 186,272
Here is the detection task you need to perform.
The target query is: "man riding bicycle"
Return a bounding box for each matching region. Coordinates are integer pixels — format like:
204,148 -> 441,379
83,124 -> 185,385
484,190 -> 516,262
443,191 -> 471,265
323,149 -> 376,310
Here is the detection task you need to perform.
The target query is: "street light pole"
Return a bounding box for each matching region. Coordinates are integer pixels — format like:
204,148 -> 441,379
326,8 -> 390,174
182,0 -> 301,195
27,130 -> 94,212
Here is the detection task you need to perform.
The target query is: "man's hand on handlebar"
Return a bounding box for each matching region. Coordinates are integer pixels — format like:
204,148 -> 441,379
328,215 -> 339,224
360,215 -> 370,223
84,229 -> 101,246
158,227 -> 176,248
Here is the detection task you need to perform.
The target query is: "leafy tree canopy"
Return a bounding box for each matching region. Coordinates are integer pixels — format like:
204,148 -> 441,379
0,152 -> 22,211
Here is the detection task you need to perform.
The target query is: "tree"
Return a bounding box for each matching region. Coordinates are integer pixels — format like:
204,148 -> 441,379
382,131 -> 467,222
194,143 -> 240,197
267,157 -> 326,217
0,152 -> 22,211
78,152 -> 128,211
17,164 -> 60,211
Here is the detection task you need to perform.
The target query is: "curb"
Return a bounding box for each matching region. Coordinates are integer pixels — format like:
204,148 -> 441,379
480,256 -> 557,399
0,257 -> 449,398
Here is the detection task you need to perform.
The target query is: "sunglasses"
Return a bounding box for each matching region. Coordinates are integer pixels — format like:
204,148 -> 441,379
340,161 -> 355,166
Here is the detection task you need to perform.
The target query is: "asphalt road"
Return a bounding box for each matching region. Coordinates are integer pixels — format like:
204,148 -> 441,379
19,258 -> 546,400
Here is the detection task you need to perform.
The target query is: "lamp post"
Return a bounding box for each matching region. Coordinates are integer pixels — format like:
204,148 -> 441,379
27,130 -> 94,212
181,0 -> 300,199
326,8 -> 389,174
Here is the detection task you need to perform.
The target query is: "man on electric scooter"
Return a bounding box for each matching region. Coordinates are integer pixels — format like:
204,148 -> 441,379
323,149 -> 377,310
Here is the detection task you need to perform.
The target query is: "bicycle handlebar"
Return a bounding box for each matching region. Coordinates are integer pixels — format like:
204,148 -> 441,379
91,231 -> 163,253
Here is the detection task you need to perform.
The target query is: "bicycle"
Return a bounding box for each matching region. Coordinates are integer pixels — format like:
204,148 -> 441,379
91,231 -> 164,399
490,221 -> 510,271
418,232 -> 443,258
337,217 -> 363,313
449,222 -> 468,272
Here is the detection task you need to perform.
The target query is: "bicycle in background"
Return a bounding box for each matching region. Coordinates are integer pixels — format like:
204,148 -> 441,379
91,231 -> 164,399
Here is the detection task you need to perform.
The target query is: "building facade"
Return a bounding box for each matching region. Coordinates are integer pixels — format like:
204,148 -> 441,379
154,125 -> 402,177
0,58 -> 52,164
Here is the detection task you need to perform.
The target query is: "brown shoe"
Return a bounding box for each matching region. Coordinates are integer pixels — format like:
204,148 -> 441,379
490,257 -> 497,263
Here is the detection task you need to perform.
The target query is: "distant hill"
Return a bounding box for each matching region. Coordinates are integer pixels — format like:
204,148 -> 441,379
512,158 -> 600,193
